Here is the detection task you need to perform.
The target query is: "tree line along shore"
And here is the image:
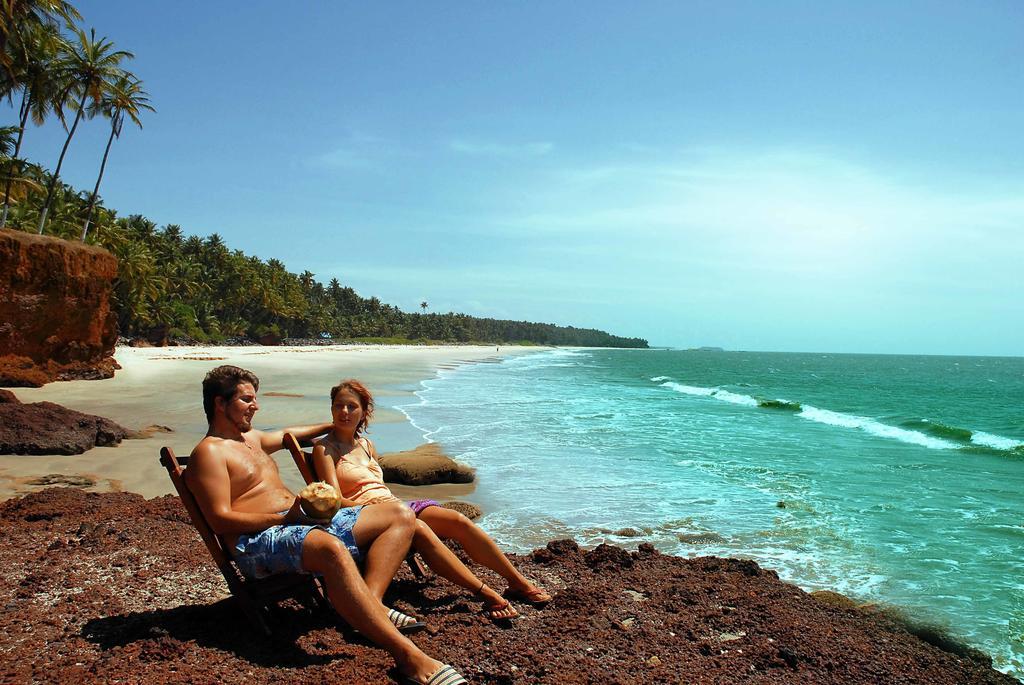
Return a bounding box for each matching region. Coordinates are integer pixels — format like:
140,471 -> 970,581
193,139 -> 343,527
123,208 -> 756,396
0,2 -> 646,349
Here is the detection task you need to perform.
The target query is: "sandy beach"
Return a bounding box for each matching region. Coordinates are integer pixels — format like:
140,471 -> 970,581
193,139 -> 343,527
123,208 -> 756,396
0,344 -> 539,502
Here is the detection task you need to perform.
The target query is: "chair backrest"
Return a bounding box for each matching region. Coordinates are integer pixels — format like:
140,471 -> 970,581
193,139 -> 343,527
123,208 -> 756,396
284,432 -> 317,485
159,446 -> 236,575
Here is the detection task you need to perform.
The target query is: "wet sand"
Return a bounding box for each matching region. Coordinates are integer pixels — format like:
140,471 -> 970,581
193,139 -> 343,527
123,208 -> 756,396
0,344 -> 537,501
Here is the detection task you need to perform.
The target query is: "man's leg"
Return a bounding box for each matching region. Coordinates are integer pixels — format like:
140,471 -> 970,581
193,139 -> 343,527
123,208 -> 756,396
301,529 -> 446,683
350,500 -> 417,599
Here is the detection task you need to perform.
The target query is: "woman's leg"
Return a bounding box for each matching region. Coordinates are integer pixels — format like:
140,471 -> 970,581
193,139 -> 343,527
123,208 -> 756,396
418,506 -> 546,597
411,519 -> 517,619
351,501 -> 417,600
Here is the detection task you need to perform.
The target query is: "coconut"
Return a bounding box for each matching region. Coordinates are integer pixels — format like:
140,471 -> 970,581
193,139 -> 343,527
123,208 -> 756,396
298,481 -> 341,519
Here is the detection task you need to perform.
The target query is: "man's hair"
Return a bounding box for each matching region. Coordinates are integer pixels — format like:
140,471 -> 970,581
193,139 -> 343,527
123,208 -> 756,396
330,379 -> 374,436
202,365 -> 260,424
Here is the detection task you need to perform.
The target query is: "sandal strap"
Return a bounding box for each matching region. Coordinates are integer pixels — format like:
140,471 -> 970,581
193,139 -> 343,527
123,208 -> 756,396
425,664 -> 468,685
387,607 -> 421,630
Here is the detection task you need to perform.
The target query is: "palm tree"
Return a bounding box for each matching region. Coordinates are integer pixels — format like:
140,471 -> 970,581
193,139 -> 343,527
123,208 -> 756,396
420,301 -> 428,312
0,0 -> 79,82
36,27 -> 132,235
80,74 -> 152,240
0,124 -> 40,202
0,21 -> 63,228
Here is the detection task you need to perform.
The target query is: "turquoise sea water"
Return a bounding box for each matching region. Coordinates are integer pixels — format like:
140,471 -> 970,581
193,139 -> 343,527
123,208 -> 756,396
398,349 -> 1024,678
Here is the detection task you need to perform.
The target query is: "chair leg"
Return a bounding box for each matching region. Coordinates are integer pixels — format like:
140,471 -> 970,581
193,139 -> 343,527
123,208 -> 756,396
234,593 -> 273,636
406,552 -> 428,579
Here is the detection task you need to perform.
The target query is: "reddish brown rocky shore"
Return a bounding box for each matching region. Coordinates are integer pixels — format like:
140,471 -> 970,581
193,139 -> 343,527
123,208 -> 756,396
0,488 -> 1014,684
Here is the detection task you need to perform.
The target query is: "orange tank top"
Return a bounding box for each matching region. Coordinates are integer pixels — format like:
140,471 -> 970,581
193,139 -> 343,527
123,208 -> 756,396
335,438 -> 399,506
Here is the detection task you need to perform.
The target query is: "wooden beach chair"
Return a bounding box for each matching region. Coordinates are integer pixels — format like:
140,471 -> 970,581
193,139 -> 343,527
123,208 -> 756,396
283,433 -> 428,578
159,446 -> 330,636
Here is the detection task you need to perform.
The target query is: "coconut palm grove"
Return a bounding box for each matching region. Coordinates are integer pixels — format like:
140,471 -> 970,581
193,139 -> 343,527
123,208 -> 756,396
0,1 -> 647,348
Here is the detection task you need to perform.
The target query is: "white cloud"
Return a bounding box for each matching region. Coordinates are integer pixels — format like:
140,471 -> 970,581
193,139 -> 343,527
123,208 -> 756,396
312,131 -> 402,170
449,139 -> 553,158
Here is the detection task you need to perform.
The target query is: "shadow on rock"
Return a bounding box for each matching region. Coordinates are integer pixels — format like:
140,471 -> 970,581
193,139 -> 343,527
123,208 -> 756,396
81,598 -> 359,668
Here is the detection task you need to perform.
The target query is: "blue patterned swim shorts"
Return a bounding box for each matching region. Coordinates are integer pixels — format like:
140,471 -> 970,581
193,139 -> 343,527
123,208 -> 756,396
232,505 -> 364,580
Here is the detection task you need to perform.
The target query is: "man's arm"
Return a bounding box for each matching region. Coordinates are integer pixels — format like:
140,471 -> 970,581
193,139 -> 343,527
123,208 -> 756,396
257,422 -> 333,454
187,441 -> 295,535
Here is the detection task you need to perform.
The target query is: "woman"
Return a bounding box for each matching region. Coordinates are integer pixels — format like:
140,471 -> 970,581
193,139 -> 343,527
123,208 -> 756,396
312,379 -> 552,621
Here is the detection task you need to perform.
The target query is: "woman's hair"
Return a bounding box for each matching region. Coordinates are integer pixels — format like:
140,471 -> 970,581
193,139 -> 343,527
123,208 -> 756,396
330,379 -> 374,436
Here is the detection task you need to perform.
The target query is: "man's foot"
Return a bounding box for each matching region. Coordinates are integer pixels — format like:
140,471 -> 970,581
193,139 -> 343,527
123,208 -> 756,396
504,585 -> 552,606
398,663 -> 469,685
386,607 -> 427,633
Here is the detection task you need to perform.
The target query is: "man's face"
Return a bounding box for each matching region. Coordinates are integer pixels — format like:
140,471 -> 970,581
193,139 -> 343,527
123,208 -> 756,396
221,382 -> 258,432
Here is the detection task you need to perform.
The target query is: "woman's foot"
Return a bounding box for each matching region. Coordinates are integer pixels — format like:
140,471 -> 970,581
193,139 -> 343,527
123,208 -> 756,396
504,584 -> 552,606
474,583 -> 519,621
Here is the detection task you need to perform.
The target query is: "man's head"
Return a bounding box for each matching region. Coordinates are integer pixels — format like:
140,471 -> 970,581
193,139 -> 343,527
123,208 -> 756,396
202,365 -> 260,426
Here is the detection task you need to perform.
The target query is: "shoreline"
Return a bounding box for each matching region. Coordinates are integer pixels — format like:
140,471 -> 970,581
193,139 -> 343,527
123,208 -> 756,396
0,343 -> 543,502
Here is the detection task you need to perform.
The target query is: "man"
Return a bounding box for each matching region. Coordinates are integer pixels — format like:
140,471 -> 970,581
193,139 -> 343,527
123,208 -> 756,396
187,365 -> 467,685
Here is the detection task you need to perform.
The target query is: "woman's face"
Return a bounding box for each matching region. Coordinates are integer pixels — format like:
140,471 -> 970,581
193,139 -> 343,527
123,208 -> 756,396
331,389 -> 364,433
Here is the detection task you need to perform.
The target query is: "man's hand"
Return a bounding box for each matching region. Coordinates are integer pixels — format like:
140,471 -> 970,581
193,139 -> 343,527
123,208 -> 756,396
282,496 -> 320,525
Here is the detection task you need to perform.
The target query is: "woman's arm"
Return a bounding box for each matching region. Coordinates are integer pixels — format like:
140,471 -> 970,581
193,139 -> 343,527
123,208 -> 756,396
312,443 -> 360,508
311,443 -> 339,490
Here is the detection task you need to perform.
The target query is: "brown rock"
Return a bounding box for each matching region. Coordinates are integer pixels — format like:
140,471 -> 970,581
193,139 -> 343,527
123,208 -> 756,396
25,474 -> 97,487
0,401 -> 130,455
0,388 -> 19,403
0,229 -> 119,386
442,501 -> 482,520
145,325 -> 169,347
810,589 -> 859,609
126,425 -> 174,440
379,443 -> 475,485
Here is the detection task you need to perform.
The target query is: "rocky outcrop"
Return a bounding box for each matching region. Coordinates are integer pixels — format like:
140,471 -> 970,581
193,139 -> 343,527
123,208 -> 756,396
0,229 -> 120,387
0,400 -> 130,455
441,500 -> 482,519
379,443 -> 476,485
0,488 -> 1015,684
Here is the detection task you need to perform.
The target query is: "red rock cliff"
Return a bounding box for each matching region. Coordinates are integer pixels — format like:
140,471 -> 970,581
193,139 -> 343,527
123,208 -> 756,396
0,229 -> 120,386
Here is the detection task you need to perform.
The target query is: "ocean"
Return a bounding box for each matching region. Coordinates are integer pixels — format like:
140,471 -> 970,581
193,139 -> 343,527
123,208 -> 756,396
397,348 -> 1024,678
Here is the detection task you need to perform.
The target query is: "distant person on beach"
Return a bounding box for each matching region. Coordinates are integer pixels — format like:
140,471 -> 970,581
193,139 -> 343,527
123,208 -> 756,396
312,379 -> 552,620
188,365 -> 468,685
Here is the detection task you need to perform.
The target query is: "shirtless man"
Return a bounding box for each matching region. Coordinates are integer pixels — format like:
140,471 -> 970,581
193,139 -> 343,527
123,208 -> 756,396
187,365 -> 467,685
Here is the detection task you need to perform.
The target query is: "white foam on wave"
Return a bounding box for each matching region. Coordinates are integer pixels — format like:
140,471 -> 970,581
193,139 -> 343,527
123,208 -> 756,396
659,380 -> 979,452
660,381 -> 758,406
971,431 -> 1024,451
661,381 -> 716,397
712,389 -> 759,407
798,406 -> 958,450
650,375 -> 671,382
506,347 -> 590,372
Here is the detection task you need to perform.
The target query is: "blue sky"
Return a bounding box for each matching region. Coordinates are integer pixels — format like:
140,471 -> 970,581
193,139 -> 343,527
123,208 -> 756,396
13,1 -> 1024,354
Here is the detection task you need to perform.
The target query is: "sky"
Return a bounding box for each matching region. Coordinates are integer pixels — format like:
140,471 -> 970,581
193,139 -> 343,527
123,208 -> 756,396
12,1 -> 1024,355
